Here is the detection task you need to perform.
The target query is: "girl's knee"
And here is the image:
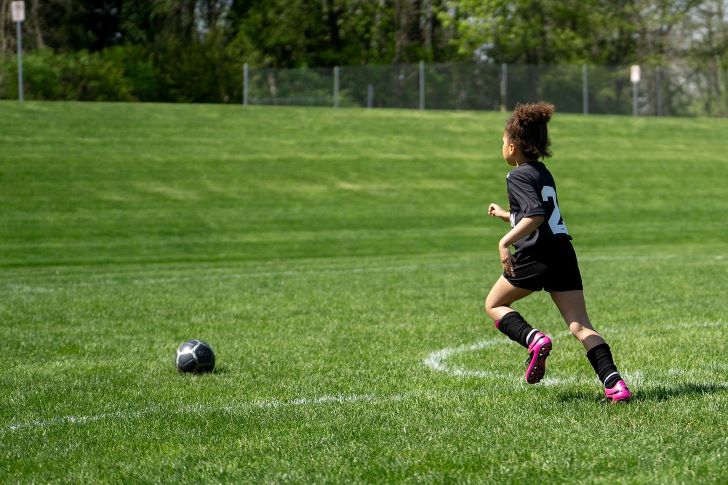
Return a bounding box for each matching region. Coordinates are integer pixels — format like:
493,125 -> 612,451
483,293 -> 494,313
568,321 -> 582,335
484,295 -> 504,319
569,320 -> 598,339
483,298 -> 496,319
484,299 -> 515,323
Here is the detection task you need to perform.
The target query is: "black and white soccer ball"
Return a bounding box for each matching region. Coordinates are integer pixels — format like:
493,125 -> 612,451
176,339 -> 215,373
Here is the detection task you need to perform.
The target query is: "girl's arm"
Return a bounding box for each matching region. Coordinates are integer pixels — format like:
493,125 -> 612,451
488,203 -> 510,222
497,215 -> 545,275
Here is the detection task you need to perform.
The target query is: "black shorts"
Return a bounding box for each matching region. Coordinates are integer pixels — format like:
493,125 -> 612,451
504,238 -> 583,292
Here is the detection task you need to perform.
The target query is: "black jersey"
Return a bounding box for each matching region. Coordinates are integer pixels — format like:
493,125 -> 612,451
506,161 -> 571,253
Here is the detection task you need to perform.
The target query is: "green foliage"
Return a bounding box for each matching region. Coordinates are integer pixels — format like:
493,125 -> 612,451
101,45 -> 160,101
0,42 -> 242,103
442,0 -> 640,64
0,49 -> 134,101
0,0 -> 460,103
2,0 -> 728,104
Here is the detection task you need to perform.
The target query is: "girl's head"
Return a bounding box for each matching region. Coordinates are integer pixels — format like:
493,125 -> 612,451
502,102 -> 555,165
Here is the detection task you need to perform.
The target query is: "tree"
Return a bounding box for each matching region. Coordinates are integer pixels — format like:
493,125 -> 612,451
440,0 -> 643,65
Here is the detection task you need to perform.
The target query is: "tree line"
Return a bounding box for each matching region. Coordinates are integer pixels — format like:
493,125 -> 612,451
0,0 -> 726,104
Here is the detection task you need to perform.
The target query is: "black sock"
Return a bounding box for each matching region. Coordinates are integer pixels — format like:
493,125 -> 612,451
495,311 -> 537,349
586,343 -> 621,388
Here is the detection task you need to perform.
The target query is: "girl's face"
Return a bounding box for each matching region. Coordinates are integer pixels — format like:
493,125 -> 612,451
502,133 -> 518,166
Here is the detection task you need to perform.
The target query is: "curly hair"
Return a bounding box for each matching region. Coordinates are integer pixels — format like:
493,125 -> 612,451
504,102 -> 555,160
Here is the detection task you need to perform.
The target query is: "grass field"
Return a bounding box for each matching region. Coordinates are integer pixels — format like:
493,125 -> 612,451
1,101 -> 727,483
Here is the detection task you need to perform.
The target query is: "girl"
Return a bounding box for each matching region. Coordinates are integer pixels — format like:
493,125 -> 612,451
485,102 -> 631,402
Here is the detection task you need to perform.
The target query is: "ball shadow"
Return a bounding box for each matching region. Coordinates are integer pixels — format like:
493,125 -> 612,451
174,365 -> 229,375
211,365 -> 229,374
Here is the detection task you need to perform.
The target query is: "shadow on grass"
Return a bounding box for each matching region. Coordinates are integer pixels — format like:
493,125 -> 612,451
174,365 -> 230,376
557,382 -> 728,403
211,365 -> 230,374
636,382 -> 728,401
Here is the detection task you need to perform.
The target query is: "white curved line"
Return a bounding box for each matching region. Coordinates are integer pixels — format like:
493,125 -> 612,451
422,321 -> 726,384
423,331 -> 571,381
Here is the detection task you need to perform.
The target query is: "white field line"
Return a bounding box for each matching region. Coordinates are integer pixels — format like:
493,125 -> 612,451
423,321 -> 726,382
3,394 -> 378,432
423,331 -> 574,383
2,389 -> 466,433
1,261 -> 469,294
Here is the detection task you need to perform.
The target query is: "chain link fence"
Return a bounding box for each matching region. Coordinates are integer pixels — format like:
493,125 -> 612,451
244,62 -> 728,117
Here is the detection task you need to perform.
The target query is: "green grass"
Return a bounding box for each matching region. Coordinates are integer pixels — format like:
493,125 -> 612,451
1,101 -> 727,483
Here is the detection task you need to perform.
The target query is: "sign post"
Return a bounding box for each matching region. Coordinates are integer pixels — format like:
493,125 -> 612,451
11,1 -> 25,103
242,63 -> 248,106
630,65 -> 641,116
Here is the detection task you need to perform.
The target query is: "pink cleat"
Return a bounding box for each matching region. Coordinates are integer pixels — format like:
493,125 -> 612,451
604,379 -> 632,403
525,332 -> 552,384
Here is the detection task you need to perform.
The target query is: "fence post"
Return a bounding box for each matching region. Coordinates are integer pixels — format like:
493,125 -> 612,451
716,56 -> 724,96
582,64 -> 589,115
501,63 -> 508,111
16,20 -> 24,102
655,66 -> 662,116
630,65 -> 640,116
334,66 -> 340,108
243,63 -> 249,106
367,84 -> 374,108
419,61 -> 425,110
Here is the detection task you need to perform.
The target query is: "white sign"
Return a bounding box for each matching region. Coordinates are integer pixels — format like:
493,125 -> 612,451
11,1 -> 25,22
630,65 -> 641,84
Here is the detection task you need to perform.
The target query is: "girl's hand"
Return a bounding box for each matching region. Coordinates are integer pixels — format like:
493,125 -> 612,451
488,203 -> 504,218
488,203 -> 509,221
499,244 -> 514,276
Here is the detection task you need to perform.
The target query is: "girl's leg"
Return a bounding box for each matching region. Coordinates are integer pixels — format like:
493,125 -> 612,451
548,290 -> 604,351
485,276 -> 551,384
484,275 -> 533,321
549,290 -> 631,400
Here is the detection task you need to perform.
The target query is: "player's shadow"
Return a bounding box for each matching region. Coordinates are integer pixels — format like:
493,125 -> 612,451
556,382 -> 728,403
636,382 -> 728,402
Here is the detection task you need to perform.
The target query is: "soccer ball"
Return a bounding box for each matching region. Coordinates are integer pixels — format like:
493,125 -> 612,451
176,339 -> 215,373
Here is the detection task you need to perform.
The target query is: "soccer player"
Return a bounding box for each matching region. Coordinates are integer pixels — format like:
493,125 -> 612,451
484,102 -> 631,403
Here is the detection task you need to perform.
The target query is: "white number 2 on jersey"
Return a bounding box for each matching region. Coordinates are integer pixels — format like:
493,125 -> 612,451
541,186 -> 569,235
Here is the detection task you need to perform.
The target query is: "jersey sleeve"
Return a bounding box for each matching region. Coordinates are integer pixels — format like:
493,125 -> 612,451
507,170 -> 545,218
